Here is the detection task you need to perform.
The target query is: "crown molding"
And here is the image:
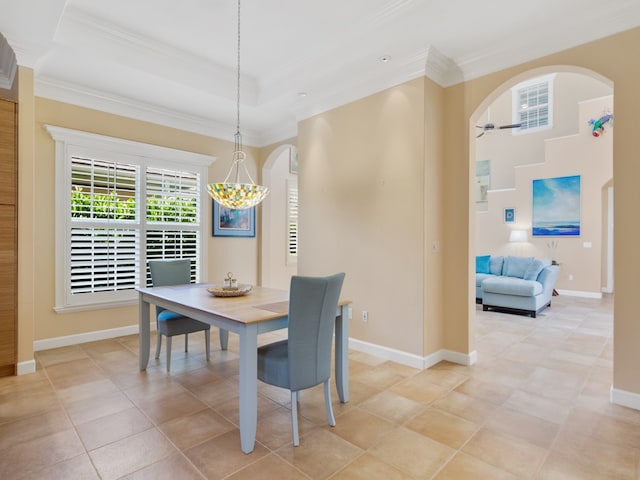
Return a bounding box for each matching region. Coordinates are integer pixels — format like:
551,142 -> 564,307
57,7 -> 257,105
36,75 -> 265,147
0,34 -> 17,90
424,45 -> 463,87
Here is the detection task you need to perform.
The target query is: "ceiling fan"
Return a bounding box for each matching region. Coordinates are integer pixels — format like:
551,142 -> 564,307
476,108 -> 521,138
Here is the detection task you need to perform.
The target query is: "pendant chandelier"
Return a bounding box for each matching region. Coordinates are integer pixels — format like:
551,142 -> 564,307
208,0 -> 269,210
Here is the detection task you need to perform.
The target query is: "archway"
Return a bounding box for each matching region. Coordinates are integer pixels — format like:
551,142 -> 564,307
260,144 -> 298,289
470,65 -> 614,357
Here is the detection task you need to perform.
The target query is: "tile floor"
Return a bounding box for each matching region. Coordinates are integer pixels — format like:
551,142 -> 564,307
1,293 -> 639,479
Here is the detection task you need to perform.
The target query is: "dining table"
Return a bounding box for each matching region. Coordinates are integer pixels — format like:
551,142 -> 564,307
137,283 -> 351,453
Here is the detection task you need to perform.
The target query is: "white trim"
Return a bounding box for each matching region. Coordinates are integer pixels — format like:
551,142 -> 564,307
350,338 -> 425,369
349,338 -> 477,369
34,322 -> 156,352
556,289 -> 603,299
611,386 -> 640,411
45,124 -> 213,311
17,360 -> 36,375
444,349 -> 477,366
53,299 -> 137,314
44,125 -> 215,167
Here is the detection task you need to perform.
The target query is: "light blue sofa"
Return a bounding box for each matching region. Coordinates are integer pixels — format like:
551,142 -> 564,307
475,255 -> 560,318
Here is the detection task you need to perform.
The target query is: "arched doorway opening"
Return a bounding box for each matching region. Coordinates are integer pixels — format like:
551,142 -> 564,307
470,65 -> 614,360
260,144 -> 298,289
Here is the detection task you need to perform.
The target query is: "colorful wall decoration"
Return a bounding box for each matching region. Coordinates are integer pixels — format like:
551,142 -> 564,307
532,175 -> 581,236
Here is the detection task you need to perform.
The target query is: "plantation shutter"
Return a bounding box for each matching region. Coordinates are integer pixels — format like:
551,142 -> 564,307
145,167 -> 201,285
69,157 -> 140,294
287,180 -> 298,259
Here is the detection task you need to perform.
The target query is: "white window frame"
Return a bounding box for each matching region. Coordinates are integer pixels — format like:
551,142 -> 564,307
511,73 -> 556,135
45,125 -> 214,312
286,178 -> 298,266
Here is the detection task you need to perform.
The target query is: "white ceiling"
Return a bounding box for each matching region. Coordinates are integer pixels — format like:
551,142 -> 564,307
1,0 -> 639,146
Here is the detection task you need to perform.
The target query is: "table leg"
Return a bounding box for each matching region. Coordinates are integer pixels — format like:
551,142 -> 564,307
334,304 -> 350,403
238,323 -> 258,453
139,294 -> 150,370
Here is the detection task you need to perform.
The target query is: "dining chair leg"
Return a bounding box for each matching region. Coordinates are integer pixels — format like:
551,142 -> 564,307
219,328 -> 229,350
291,390 -> 300,446
184,333 -> 189,352
155,332 -> 162,359
205,329 -> 210,361
324,380 -> 336,426
166,336 -> 172,372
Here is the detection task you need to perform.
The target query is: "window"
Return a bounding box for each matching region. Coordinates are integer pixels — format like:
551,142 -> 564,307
287,179 -> 298,264
46,126 -> 214,312
512,73 -> 555,134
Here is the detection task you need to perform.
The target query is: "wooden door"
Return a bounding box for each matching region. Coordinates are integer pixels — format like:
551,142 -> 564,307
0,99 -> 17,376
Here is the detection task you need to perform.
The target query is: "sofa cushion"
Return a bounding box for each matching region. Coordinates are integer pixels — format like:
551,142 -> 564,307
482,277 -> 543,297
503,256 -> 534,279
476,255 -> 491,274
523,259 -> 545,281
489,256 -> 504,275
476,273 -> 495,287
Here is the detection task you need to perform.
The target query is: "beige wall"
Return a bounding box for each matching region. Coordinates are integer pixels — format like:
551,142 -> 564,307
298,77 -> 427,356
476,73 -> 611,191
30,98 -> 261,342
17,67 -> 35,364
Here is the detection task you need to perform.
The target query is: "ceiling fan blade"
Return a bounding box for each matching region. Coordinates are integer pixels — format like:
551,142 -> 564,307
498,123 -> 522,129
476,131 -> 485,138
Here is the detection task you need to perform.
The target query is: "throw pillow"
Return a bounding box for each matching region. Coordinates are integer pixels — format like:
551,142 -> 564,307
523,259 -> 545,280
476,255 -> 491,274
504,256 -> 534,279
490,256 -> 504,275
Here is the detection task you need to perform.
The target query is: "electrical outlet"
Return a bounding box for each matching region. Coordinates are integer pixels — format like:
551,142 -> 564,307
569,274 -> 574,281
362,310 -> 368,322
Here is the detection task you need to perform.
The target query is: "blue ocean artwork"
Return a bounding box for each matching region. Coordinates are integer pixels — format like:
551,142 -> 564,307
532,175 -> 581,237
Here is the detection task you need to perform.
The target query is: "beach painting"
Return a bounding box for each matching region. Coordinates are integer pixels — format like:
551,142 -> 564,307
532,175 -> 581,237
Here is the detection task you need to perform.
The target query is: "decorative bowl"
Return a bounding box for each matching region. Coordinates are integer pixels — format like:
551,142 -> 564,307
206,284 -> 253,297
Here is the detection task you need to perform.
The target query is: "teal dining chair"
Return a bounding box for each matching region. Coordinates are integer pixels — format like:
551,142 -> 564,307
257,272 -> 345,446
148,259 -> 211,372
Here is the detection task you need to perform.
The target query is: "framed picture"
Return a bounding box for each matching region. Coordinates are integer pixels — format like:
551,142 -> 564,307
475,160 -> 490,203
212,201 -> 255,237
504,208 -> 515,223
532,175 -> 581,236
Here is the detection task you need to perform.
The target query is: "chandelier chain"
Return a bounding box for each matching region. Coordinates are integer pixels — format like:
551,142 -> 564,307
236,0 -> 241,138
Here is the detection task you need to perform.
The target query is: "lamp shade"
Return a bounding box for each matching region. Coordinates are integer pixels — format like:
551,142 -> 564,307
509,230 -> 528,243
208,182 -> 269,210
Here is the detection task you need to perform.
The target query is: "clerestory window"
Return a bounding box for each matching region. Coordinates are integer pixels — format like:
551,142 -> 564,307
512,73 -> 555,134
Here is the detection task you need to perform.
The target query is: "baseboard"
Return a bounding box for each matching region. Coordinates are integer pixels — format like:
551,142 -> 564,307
349,338 -> 477,370
349,338 -> 425,369
34,323 -> 156,351
556,289 -> 603,299
610,386 -> 640,411
17,359 -> 36,375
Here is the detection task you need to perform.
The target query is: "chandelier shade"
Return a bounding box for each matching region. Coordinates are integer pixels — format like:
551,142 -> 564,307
207,0 -> 269,210
208,182 -> 269,210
